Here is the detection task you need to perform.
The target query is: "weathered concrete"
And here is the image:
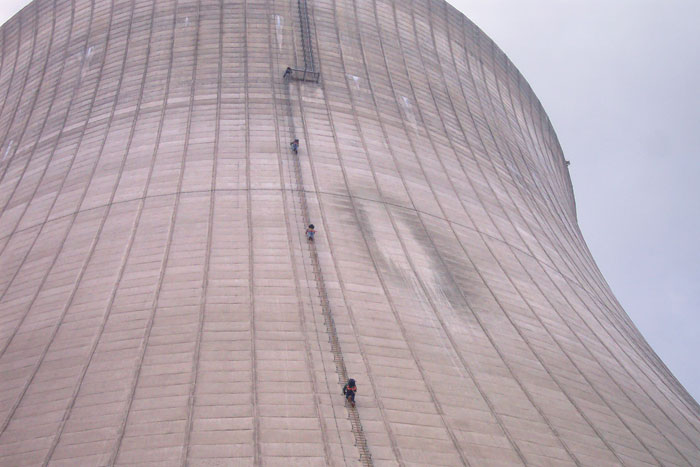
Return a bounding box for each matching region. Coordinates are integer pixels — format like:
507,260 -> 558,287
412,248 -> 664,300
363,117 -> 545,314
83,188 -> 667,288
0,0 -> 698,465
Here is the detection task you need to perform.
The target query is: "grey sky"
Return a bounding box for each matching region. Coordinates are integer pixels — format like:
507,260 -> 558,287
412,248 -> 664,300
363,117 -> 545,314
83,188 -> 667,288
1,0 -> 698,402
0,1 -> 27,26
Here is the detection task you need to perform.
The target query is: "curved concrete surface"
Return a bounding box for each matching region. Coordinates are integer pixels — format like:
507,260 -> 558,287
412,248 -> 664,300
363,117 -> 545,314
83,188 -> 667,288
0,0 -> 699,465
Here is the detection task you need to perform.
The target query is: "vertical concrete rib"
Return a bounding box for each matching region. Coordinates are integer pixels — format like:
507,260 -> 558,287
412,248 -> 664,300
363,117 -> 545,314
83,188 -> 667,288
0,0 -> 87,262
243,0 -> 260,463
0,0 -> 103,362
0,0 -> 63,231
0,1 -> 38,174
0,21 -> 16,129
0,0 -> 44,192
181,0 -> 223,463
0,0 -> 87,357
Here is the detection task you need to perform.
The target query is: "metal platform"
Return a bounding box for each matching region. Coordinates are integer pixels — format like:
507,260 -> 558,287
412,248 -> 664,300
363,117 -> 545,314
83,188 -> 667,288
283,67 -> 320,83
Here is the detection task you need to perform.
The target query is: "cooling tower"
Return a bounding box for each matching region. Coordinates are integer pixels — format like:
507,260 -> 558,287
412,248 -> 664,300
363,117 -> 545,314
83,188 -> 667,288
0,0 -> 698,464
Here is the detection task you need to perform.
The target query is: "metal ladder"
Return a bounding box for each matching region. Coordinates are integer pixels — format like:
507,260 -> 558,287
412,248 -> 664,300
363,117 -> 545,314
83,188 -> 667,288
289,133 -> 373,467
282,79 -> 372,467
285,0 -> 320,82
297,0 -> 314,73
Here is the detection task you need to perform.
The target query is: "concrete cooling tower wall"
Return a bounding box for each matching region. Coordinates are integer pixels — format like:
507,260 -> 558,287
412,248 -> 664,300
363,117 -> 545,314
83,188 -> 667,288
0,0 -> 698,465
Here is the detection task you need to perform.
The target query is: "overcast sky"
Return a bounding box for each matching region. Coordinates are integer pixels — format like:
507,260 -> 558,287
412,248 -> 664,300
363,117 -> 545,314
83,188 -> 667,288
1,1 -> 698,402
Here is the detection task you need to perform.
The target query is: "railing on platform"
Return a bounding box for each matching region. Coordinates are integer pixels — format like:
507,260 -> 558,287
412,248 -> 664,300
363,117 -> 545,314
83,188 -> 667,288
285,0 -> 320,83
